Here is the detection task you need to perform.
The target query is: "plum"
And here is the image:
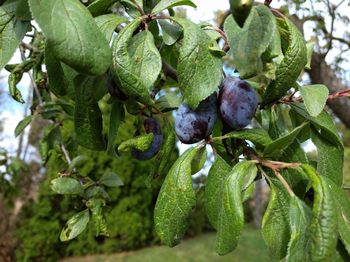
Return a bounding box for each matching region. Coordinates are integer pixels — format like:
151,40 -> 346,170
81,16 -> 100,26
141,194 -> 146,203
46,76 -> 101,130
229,0 -> 254,27
132,118 -> 163,160
218,77 -> 258,130
106,70 -> 127,101
175,93 -> 218,144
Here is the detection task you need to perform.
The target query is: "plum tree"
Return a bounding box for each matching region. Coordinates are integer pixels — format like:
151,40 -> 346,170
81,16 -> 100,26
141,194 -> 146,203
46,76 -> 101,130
6,0 -> 350,259
175,93 -> 218,144
132,118 -> 163,160
218,77 -> 258,130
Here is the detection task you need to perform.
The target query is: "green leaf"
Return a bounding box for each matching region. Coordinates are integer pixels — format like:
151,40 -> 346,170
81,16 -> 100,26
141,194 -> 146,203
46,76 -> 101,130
29,0 -> 112,75
155,89 -> 182,111
262,17 -> 307,106
158,20 -> 182,46
15,0 -> 32,21
8,72 -> 24,103
216,161 -> 257,255
305,42 -> 315,70
112,18 -> 153,105
85,186 -> 111,200
94,14 -> 127,42
208,40 -> 226,57
88,0 -> 120,16
224,5 -> 276,78
205,155 -> 231,229
118,133 -> 154,152
39,137 -> 50,164
262,178 -> 291,261
280,141 -> 310,198
38,125 -> 61,165
0,2 -> 29,70
149,123 -> 176,180
14,115 -> 33,137
121,0 -> 143,12
128,30 -> 162,90
68,155 -> 88,172
311,129 -> 343,186
300,84 -> 329,117
51,177 -> 83,195
327,179 -> 350,254
87,198 -> 109,237
74,75 -> 106,151
100,172 -> 124,187
242,183 -> 255,202
262,27 -> 283,62
218,128 -> 273,147
154,146 -> 200,247
45,42 -> 69,97
60,209 -> 90,241
106,101 -> 125,157
173,17 -> 222,109
286,196 -> 311,262
301,165 -> 338,261
191,147 -> 207,174
151,0 -> 196,14
290,103 -> 343,148
263,122 -> 308,157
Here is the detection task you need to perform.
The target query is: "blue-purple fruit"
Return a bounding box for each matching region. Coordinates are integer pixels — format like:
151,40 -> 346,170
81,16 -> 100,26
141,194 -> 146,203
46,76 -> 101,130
175,93 -> 218,144
218,77 -> 258,130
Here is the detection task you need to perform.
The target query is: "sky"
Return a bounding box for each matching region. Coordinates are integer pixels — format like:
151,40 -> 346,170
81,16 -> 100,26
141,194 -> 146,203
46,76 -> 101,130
0,0 -> 349,159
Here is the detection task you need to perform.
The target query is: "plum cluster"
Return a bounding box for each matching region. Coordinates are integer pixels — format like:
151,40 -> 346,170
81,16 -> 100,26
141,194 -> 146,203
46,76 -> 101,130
129,77 -> 258,161
175,77 -> 258,144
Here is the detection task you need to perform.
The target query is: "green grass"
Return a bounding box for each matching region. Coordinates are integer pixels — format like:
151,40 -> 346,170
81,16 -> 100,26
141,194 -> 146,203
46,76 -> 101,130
61,226 -> 269,262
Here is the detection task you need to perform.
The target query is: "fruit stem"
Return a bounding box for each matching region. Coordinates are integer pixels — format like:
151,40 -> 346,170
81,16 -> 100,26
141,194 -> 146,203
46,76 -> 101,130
131,0 -> 145,16
259,166 -> 295,197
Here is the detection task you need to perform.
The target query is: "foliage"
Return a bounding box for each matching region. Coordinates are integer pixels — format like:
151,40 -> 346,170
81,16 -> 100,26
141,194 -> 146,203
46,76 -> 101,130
15,117 -> 169,261
1,0 -> 350,260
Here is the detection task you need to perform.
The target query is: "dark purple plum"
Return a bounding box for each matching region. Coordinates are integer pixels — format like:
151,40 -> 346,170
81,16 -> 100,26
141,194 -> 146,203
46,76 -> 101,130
218,77 -> 258,130
132,118 -> 163,160
175,93 -> 218,144
106,70 -> 127,101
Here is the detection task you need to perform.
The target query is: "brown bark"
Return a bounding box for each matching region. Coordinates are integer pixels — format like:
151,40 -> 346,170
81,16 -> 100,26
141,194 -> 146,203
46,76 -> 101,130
307,52 -> 350,128
290,15 -> 350,128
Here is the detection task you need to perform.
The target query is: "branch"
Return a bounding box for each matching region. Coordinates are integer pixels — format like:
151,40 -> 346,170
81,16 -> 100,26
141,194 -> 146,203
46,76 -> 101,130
162,61 -> 178,82
131,0 -> 145,16
279,88 -> 350,104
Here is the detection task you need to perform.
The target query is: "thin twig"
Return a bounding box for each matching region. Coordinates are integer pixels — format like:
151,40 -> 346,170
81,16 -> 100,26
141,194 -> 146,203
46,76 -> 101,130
209,25 -> 230,52
273,170 -> 295,196
27,72 -> 43,106
279,88 -> 350,104
271,8 -> 286,18
131,0 -> 145,16
60,143 -> 72,165
162,62 -> 178,82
